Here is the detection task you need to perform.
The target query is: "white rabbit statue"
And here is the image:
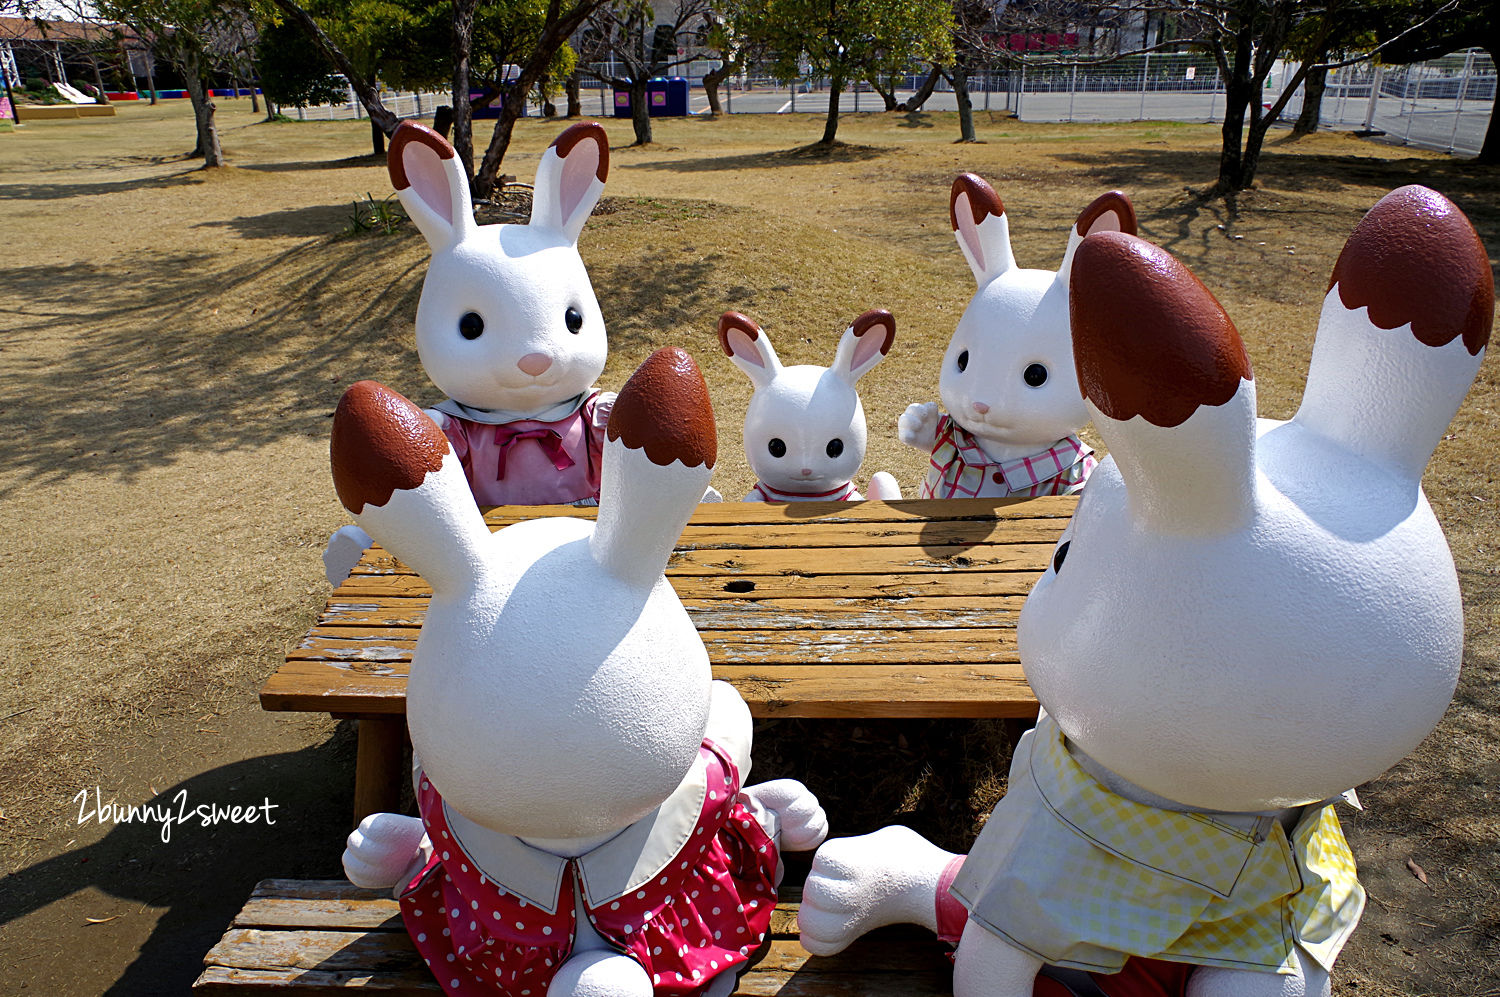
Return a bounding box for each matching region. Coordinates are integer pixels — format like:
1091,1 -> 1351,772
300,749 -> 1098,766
324,120 -> 618,586
799,185 -> 1492,997
331,347 -> 828,997
901,175 -> 1137,499
718,310 -> 903,502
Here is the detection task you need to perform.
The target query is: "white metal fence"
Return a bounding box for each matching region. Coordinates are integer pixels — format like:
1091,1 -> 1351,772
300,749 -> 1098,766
285,50 -> 1493,159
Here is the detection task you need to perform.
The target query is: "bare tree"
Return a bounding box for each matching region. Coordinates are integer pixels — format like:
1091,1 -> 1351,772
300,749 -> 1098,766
579,0 -> 711,145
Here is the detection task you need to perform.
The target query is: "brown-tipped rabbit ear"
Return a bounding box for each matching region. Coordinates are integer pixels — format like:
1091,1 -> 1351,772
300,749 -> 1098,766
1058,191 -> 1136,283
389,122 -> 475,251
950,173 -> 1016,286
832,310 -> 896,385
530,122 -> 609,245
1070,232 -> 1257,535
718,311 -> 782,389
1295,185 -> 1491,482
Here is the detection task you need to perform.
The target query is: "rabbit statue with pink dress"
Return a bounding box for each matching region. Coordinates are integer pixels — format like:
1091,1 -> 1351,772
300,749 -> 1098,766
331,347 -> 828,997
718,310 -> 903,502
324,120 -> 620,586
900,175 -> 1136,499
799,185 -> 1491,997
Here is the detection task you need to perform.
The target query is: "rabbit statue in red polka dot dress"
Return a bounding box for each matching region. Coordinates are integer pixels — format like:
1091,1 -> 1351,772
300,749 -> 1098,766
330,348 -> 827,997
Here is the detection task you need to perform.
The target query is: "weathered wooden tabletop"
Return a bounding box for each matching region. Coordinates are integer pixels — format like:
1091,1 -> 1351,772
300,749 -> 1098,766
262,495 -> 1072,819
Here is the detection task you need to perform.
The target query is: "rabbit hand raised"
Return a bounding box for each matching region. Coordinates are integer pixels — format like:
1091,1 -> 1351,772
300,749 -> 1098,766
913,176 -> 1136,500
322,121 -> 616,586
329,348 -> 821,997
719,310 -> 900,502
804,186 -> 1492,997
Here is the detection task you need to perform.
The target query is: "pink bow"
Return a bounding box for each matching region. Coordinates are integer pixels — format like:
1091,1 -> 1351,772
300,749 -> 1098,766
492,425 -> 575,479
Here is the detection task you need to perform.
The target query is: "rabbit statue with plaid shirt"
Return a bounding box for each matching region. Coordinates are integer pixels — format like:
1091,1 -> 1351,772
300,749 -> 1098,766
899,176 -> 1136,500
800,185 -> 1492,997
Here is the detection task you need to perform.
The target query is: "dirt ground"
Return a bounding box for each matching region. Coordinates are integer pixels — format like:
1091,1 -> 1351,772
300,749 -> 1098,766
0,99 -> 1495,996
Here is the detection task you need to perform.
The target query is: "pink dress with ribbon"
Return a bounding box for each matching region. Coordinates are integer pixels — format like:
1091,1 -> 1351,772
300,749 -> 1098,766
441,392 -> 611,506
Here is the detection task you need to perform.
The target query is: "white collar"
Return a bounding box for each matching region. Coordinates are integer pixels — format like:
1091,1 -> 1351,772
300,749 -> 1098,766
441,747 -> 711,914
432,390 -> 592,426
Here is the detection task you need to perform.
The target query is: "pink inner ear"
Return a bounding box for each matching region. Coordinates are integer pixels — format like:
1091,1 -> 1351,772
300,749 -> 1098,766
851,325 -> 888,371
557,142 -> 599,225
727,329 -> 765,368
1085,212 -> 1124,236
404,145 -> 454,227
954,193 -> 986,272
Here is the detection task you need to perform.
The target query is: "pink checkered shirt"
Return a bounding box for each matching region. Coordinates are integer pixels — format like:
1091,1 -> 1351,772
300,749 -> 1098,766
920,415 -> 1096,500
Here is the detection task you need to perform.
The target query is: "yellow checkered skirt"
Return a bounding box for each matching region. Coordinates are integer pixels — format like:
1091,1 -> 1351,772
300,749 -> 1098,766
950,716 -> 1365,974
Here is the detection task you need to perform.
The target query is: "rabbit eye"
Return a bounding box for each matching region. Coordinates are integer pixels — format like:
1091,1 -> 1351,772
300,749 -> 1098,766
957,350 -> 969,373
1024,363 -> 1048,387
768,438 -> 787,458
459,312 -> 484,340
1052,540 -> 1070,574
826,438 -> 844,458
565,307 -> 584,334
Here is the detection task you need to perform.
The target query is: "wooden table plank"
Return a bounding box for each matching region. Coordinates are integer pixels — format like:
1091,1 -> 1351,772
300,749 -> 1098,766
355,542 -> 1059,578
335,570 -> 1042,601
478,494 -> 1076,526
262,659 -> 1038,718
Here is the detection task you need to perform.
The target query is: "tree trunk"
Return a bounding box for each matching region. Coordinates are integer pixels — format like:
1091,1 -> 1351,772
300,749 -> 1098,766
951,65 -> 976,141
248,78 -> 261,113
901,63 -> 942,111
1293,64 -> 1327,134
869,75 -> 897,111
703,59 -> 735,115
629,78 -> 652,144
475,95 -> 526,197
452,0 -> 477,182
821,70 -> 843,145
565,71 -> 581,117
272,0 -> 399,136
145,54 -> 157,105
1479,43 -> 1500,164
90,55 -> 109,103
1215,30 -> 1255,193
370,118 -> 386,156
182,55 -> 223,167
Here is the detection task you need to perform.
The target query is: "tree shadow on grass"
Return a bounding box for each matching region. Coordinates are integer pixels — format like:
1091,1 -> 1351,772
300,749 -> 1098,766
0,227 -> 428,497
629,142 -> 888,175
0,169 -> 205,200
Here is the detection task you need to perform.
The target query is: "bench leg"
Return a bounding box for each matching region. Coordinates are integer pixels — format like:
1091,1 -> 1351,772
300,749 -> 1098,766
353,716 -> 405,826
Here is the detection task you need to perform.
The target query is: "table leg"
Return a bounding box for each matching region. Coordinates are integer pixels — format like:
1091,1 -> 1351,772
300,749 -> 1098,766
353,716 -> 405,826
1001,717 -> 1035,751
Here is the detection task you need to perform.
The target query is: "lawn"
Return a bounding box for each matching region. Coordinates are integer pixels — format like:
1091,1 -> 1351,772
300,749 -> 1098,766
0,97 -> 1495,995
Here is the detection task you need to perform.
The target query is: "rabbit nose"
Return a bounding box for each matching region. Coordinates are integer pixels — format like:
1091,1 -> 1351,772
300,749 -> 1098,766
518,353 -> 553,377
800,468 -> 813,476
972,401 -> 991,415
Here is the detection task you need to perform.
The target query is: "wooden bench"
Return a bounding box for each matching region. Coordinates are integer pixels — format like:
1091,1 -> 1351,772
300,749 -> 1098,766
195,879 -> 955,994
262,496 -> 1073,820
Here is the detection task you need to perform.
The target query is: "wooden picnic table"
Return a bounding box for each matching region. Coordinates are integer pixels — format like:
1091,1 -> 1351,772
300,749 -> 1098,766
261,495 -> 1074,821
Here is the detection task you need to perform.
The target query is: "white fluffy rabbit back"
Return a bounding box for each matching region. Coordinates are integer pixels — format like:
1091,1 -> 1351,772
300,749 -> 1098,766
901,175 -> 1135,499
324,121 -> 617,586
332,349 -> 827,997
800,185 -> 1492,997
719,310 -> 902,502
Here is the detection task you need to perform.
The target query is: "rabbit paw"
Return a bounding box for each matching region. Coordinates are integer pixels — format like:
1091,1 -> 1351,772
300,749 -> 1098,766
343,812 -> 429,890
898,402 -> 941,451
741,779 -> 828,852
866,471 -> 903,501
323,525 -> 373,588
799,825 -> 956,956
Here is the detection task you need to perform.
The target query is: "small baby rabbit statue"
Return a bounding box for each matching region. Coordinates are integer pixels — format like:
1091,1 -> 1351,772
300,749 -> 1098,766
718,310 -> 902,502
800,185 -> 1491,997
901,175 -> 1136,499
332,348 -> 828,997
324,120 -> 616,585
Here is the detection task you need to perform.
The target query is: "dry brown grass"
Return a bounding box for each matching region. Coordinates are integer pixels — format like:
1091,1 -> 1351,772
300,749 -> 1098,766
0,98 -> 1495,995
